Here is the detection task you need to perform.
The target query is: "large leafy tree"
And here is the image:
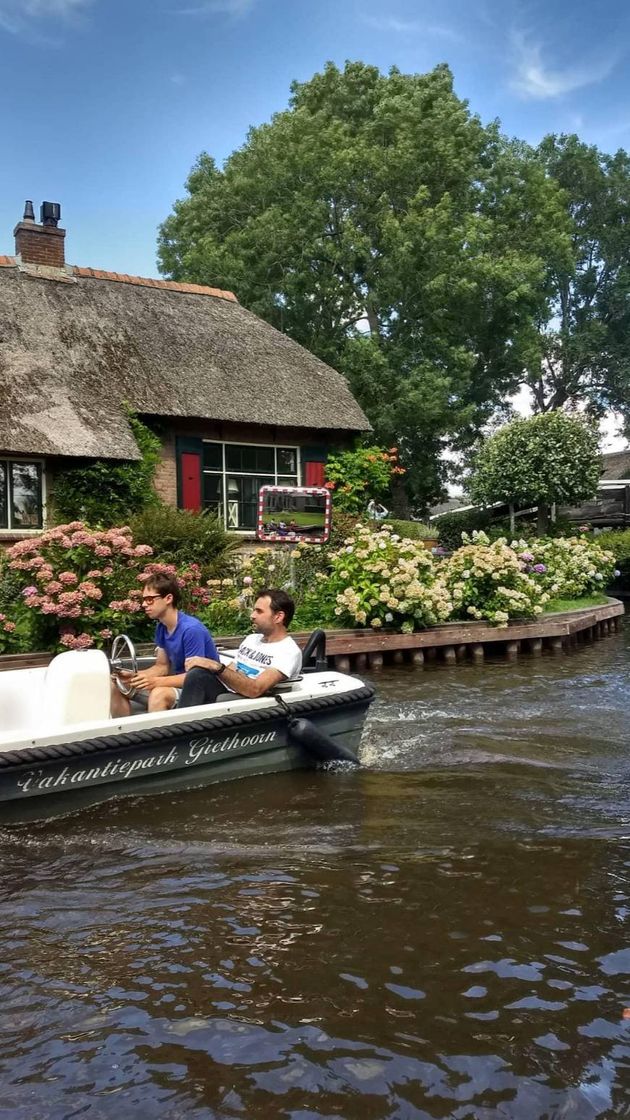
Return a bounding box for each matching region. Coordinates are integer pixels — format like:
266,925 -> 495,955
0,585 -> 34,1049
470,411 -> 601,534
529,135 -> 630,425
158,62 -> 570,511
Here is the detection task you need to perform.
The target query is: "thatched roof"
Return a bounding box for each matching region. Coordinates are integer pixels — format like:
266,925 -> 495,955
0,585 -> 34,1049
601,450 -> 630,481
0,258 -> 369,460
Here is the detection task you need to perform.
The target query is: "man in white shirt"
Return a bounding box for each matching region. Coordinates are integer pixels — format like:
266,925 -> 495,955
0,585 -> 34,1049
178,588 -> 302,707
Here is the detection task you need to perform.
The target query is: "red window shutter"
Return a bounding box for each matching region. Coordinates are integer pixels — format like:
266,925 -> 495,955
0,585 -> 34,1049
181,452 -> 201,510
304,461 -> 325,487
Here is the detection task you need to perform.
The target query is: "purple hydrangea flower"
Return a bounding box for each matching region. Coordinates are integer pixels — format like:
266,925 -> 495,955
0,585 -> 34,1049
533,563 -> 546,574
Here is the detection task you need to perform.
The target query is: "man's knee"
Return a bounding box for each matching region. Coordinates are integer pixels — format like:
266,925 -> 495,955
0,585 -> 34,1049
148,687 -> 177,712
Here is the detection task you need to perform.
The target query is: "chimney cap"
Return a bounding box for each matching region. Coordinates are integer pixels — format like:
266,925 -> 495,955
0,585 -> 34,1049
40,201 -> 61,227
23,200 -> 35,222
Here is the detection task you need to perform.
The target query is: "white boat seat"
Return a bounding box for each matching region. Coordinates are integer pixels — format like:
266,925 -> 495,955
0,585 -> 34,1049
38,649 -> 111,729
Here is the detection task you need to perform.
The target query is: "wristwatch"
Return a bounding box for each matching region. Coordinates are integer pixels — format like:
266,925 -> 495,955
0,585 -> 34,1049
215,662 -> 227,675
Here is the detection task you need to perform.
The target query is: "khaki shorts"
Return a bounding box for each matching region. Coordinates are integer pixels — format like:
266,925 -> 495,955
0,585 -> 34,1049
130,686 -> 182,712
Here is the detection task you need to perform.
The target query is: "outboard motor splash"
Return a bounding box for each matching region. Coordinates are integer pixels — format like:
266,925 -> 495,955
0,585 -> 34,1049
287,716 -> 360,765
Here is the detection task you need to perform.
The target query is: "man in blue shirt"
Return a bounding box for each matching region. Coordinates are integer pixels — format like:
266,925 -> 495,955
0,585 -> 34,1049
110,573 -> 218,717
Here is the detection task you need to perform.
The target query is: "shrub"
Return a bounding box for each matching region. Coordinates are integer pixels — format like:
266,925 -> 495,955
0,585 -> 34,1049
50,413 -> 162,526
326,523 -> 452,632
441,531 -> 546,627
3,522 -> 210,651
431,507 -> 498,551
325,445 -> 405,513
595,529 -> 630,576
384,519 -> 436,541
129,504 -> 238,579
516,536 -> 617,599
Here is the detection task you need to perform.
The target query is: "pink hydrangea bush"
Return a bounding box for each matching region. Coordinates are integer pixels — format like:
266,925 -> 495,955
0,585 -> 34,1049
3,523 -> 210,652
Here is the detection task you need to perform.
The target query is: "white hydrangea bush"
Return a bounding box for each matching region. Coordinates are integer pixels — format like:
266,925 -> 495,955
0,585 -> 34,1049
327,523 -> 452,632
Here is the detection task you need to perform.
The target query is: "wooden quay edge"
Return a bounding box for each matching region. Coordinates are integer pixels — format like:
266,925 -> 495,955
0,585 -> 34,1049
0,599 -> 623,672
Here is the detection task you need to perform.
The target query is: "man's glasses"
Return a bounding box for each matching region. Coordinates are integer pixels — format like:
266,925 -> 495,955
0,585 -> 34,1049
141,594 -> 162,604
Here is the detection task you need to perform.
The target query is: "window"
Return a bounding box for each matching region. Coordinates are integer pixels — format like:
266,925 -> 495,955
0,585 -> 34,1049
201,442 -> 299,531
0,460 -> 44,530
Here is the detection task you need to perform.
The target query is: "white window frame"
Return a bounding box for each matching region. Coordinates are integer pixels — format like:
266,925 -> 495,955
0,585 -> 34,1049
0,457 -> 47,535
201,440 -> 301,532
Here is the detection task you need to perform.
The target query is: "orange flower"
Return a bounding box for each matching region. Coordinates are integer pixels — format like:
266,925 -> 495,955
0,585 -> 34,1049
324,481 -> 336,490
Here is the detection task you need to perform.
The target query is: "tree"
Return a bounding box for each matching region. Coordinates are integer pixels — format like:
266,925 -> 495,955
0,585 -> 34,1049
158,62 -> 570,512
470,411 -> 601,535
527,135 -> 630,428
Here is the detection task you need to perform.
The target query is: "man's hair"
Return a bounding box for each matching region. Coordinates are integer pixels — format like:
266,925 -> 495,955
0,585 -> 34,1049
143,572 -> 180,608
257,587 -> 295,627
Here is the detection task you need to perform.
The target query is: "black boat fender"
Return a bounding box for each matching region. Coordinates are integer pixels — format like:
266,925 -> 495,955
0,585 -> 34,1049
274,694 -> 359,765
286,715 -> 359,764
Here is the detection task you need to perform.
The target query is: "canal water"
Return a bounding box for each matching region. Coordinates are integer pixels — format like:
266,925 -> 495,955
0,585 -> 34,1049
1,624 -> 629,1118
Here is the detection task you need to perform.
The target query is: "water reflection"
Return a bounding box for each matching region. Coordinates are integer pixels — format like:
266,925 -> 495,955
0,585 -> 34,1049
0,624 -> 629,1117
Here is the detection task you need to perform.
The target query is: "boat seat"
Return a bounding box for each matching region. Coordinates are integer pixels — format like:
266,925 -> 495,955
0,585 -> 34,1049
38,649 -> 111,729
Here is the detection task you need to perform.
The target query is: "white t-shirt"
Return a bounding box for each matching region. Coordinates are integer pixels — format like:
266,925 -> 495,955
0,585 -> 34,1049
232,633 -> 302,686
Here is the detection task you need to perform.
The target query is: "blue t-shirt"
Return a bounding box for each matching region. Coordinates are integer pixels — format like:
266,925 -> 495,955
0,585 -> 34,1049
155,611 -> 218,675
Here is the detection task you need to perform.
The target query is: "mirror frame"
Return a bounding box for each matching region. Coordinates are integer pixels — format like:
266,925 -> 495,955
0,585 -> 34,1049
256,485 -> 332,544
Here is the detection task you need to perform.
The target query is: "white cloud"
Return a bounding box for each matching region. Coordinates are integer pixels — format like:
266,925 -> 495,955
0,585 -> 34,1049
0,0 -> 90,34
510,31 -> 618,100
177,0 -> 255,15
0,0 -> 92,35
365,14 -> 461,41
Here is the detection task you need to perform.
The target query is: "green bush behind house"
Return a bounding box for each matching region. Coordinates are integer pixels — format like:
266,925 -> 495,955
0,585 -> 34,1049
129,505 -> 239,581
50,413 -> 162,526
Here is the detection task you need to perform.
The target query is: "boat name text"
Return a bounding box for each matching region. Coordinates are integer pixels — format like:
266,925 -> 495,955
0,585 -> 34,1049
15,729 -> 278,794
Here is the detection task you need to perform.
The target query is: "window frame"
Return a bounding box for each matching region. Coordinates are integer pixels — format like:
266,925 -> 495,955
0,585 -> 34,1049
201,440 -> 301,532
0,458 -> 46,534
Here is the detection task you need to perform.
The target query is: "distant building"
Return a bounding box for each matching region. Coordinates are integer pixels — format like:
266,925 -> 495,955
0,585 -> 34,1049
0,201 -> 369,539
430,451 -> 630,530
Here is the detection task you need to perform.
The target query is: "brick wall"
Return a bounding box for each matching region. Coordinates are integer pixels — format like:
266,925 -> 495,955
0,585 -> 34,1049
154,432 -> 177,506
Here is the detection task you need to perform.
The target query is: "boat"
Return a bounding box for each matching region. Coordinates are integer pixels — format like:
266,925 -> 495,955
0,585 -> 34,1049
0,631 -> 375,822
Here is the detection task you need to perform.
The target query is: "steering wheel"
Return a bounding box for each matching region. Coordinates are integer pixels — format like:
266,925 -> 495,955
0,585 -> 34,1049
110,633 -> 138,695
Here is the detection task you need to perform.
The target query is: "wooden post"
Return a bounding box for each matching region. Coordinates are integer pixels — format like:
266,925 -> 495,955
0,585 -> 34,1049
549,636 -> 563,655
411,650 -> 425,668
505,641 -> 518,662
456,644 -> 468,662
335,655 -> 351,674
354,652 -> 368,671
443,645 -> 456,665
368,651 -> 384,670
424,647 -> 437,663
392,649 -> 405,665
470,643 -> 484,664
528,637 -> 543,657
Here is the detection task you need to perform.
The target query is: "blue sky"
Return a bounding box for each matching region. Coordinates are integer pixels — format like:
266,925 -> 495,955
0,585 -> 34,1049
1,0 -> 628,278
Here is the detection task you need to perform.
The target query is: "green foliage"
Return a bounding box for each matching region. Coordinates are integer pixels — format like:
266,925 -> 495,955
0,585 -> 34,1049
158,61 -> 571,510
470,412 -> 601,531
51,414 -> 162,527
431,507 -> 498,551
129,503 -> 238,580
384,519 -> 436,541
595,528 -> 630,568
325,445 -> 403,512
530,135 -> 630,426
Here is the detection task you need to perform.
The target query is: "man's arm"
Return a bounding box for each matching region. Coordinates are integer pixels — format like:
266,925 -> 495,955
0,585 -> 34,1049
130,648 -> 186,691
184,656 -> 286,699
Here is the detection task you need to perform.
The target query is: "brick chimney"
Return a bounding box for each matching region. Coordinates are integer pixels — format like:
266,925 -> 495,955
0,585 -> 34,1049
14,200 -> 65,269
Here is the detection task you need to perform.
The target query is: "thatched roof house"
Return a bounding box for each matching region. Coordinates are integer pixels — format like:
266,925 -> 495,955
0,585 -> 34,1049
0,201 -> 368,536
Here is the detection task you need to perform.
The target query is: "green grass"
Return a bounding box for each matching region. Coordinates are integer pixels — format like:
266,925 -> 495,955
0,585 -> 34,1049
543,593 -> 608,613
